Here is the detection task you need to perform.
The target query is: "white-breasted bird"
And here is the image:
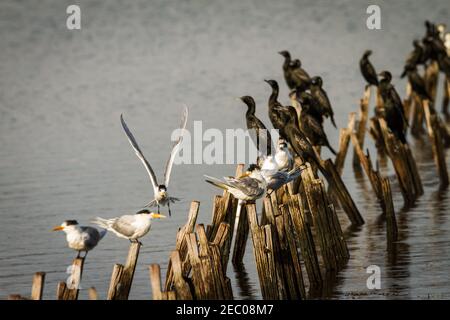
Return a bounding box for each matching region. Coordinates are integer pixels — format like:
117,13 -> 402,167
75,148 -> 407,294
261,155 -> 304,194
204,164 -> 266,202
91,209 -> 165,245
274,139 -> 294,172
120,106 -> 188,216
445,32 -> 450,56
52,220 -> 107,258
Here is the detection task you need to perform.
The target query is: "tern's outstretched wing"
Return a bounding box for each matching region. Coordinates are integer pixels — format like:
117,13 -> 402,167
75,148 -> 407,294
121,114 -> 158,194
164,105 -> 188,187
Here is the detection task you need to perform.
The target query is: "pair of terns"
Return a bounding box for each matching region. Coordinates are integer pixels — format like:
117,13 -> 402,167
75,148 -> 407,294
205,140 -> 303,202
53,209 -> 166,257
53,107 -> 188,256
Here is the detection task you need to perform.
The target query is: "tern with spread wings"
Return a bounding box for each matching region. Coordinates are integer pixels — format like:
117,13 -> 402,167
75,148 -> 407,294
120,106 -> 188,216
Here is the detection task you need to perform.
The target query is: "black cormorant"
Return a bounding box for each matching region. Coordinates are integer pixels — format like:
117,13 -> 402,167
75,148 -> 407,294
310,76 -> 337,128
401,40 -> 425,78
264,79 -> 291,139
279,51 -> 311,91
405,67 -> 432,101
299,103 -> 337,155
360,50 -> 379,87
239,95 -> 272,155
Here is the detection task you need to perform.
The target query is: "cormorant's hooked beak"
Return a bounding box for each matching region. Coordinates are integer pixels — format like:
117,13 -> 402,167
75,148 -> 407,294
52,226 -> 64,231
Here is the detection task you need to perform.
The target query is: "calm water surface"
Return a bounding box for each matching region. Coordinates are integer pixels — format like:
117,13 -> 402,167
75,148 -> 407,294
0,0 -> 449,299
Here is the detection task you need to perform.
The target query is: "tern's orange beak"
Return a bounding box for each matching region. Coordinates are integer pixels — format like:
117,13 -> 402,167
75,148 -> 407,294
52,226 -> 64,231
238,171 -> 251,178
151,213 -> 166,219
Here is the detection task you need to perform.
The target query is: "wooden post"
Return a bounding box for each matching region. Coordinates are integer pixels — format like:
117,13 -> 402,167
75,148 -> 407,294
381,177 -> 398,249
31,272 -> 45,300
88,287 -> 98,300
149,264 -> 163,300
335,113 -> 356,175
322,159 -> 365,225
378,118 -> 423,205
410,92 -> 425,137
107,264 -> 123,299
165,200 -> 199,291
57,257 -> 84,300
56,282 -> 66,300
107,242 -> 141,300
442,76 -> 449,115
169,250 -> 193,300
221,164 -> 245,271
149,264 -> 177,300
8,294 -> 28,300
207,164 -> 244,273
351,133 -> 383,200
302,173 -> 334,271
287,194 -> 322,288
247,203 -> 279,299
186,225 -> 233,300
263,196 -> 305,299
423,101 -> 449,188
353,86 -> 370,169
232,201 -> 249,266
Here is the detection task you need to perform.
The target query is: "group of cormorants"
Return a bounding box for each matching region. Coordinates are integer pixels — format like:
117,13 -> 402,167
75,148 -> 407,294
239,49 -> 338,170
359,21 -> 450,144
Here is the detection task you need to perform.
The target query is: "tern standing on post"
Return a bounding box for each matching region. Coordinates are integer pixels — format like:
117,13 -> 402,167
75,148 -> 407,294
92,209 -> 166,245
52,220 -> 107,258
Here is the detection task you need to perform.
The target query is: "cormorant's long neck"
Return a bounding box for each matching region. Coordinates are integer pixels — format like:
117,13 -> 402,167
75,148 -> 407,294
282,55 -> 291,71
246,101 -> 256,117
268,86 -> 279,106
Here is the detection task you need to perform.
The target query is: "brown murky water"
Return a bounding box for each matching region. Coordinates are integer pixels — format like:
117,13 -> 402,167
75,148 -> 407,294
0,0 -> 449,299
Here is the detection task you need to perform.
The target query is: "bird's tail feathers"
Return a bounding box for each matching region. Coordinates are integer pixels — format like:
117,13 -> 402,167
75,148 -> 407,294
169,196 -> 181,203
98,228 -> 108,239
204,175 -> 230,191
91,217 -> 113,230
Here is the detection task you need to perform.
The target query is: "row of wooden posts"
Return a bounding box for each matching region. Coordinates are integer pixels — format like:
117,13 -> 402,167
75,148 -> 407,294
8,66 -> 449,300
8,159 -> 356,300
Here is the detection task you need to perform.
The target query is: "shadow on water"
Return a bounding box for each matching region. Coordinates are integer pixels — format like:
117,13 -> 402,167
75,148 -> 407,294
233,263 -> 257,300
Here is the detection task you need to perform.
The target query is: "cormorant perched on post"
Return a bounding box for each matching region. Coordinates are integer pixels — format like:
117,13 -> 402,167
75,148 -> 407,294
401,40 -> 425,78
383,96 -> 408,144
275,105 -> 323,170
239,96 -> 272,156
425,20 -> 439,38
299,103 -> 337,155
264,79 -> 291,140
360,50 -> 379,87
378,71 -> 406,117
378,72 -> 408,143
309,76 -> 337,128
297,91 -> 325,125
404,66 -> 432,101
423,36 -> 447,60
279,51 -> 311,91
